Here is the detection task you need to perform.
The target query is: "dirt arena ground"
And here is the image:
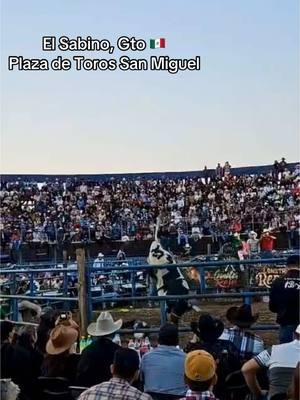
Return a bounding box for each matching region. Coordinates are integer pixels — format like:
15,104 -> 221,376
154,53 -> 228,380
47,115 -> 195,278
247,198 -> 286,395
102,299 -> 278,347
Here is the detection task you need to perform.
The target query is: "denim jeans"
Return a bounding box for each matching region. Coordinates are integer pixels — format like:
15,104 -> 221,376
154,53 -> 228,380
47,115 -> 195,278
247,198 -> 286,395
279,324 -> 298,344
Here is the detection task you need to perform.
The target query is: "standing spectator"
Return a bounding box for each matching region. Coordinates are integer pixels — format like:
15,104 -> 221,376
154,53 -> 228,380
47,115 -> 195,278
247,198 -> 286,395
273,160 -> 280,178
77,312 -> 122,387
41,323 -> 79,384
223,161 -> 231,178
279,157 -> 287,174
219,304 -> 264,361
215,163 -> 223,179
141,323 -> 186,399
10,229 -> 21,263
242,324 -> 300,399
203,166 -> 209,185
79,348 -> 152,400
180,350 -> 218,400
260,229 -> 276,258
269,255 -> 300,344
247,231 -> 260,257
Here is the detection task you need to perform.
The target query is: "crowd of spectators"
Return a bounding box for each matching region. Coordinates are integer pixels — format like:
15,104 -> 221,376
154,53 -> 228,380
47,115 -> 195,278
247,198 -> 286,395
1,255 -> 299,400
1,160 -> 299,253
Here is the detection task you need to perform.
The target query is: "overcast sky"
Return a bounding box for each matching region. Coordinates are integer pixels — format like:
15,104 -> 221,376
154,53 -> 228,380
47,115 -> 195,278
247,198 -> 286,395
1,0 -> 299,174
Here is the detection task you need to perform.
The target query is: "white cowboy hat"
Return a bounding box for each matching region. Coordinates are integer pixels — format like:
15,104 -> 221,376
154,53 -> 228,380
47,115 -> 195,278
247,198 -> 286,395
263,228 -> 270,233
87,311 -> 122,337
249,231 -> 257,238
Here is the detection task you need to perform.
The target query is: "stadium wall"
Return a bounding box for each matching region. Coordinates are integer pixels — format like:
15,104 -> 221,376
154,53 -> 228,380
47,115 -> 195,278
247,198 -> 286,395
1,163 -> 297,182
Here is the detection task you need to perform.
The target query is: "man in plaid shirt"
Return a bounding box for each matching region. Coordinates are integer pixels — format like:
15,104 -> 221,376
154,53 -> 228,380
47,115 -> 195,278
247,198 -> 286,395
180,350 -> 219,400
79,348 -> 152,400
219,304 -> 264,361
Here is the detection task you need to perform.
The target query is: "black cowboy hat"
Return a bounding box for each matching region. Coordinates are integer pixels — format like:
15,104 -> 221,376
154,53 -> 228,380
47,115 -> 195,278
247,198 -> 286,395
191,313 -> 224,343
226,304 -> 259,328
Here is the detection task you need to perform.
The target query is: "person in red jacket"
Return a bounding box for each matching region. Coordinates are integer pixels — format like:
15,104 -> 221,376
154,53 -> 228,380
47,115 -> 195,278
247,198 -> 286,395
259,229 -> 276,257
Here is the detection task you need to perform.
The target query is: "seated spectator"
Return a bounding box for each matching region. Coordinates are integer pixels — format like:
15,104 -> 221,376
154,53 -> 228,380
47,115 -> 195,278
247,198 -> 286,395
269,255 -> 300,344
0,321 -> 39,399
15,325 -> 43,381
242,324 -> 300,399
219,304 -> 264,361
180,350 -> 218,400
140,323 -> 186,399
41,323 -> 79,384
35,308 -> 60,355
77,311 -> 122,387
93,252 -> 105,269
18,299 -> 42,322
0,320 -> 15,379
185,314 -> 241,398
79,348 -> 152,400
291,362 -> 299,400
0,379 -> 20,400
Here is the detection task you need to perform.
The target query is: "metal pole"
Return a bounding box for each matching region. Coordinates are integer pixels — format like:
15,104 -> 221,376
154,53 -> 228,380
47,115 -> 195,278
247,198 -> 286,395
12,274 -> 18,321
160,300 -> 167,325
207,243 -> 211,256
199,267 -> 206,293
131,270 -> 136,308
63,270 -> 69,311
29,272 -> 34,296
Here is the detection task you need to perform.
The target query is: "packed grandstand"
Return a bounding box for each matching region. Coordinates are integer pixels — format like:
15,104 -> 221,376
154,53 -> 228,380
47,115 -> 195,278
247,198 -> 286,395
1,160 -> 299,249
1,160 -> 300,400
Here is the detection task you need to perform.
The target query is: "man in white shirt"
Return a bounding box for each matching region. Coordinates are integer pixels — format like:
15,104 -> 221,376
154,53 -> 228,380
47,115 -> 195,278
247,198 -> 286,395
242,324 -> 300,399
247,231 -> 260,257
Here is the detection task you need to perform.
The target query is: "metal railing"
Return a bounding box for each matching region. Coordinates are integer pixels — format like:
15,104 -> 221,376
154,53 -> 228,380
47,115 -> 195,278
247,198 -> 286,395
0,255 -> 290,330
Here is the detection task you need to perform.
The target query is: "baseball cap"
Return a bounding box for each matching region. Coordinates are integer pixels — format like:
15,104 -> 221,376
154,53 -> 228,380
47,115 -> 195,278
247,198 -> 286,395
295,324 -> 300,334
185,350 -> 216,382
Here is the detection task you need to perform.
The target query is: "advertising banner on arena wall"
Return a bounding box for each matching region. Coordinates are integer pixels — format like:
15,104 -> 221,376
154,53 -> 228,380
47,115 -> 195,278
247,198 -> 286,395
203,263 -> 287,290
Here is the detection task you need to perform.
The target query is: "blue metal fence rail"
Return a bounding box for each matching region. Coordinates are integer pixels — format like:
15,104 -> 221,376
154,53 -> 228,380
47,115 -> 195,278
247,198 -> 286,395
0,256 -> 288,329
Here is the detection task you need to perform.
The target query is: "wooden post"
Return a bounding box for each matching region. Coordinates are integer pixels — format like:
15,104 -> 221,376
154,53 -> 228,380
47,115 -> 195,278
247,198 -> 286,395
76,248 -> 88,336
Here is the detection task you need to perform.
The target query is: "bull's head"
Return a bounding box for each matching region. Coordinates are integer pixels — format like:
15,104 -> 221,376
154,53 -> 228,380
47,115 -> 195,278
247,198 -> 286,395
148,241 -> 175,266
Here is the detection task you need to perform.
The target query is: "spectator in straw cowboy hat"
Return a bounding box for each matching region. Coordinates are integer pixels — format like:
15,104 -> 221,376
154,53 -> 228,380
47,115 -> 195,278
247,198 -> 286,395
77,311 -> 122,387
219,304 -> 264,361
41,323 -> 79,384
